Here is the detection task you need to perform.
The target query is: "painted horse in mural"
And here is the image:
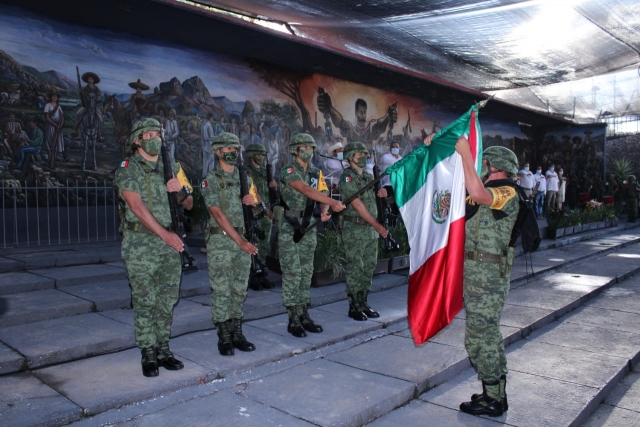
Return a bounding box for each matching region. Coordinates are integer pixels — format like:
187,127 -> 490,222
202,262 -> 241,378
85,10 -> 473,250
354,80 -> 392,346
76,92 -> 103,170
104,94 -> 134,160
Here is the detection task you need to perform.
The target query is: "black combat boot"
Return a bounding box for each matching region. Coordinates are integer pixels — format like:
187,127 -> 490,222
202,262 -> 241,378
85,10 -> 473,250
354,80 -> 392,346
141,347 -> 159,377
215,321 -> 235,356
286,306 -> 307,338
228,318 -> 256,352
471,375 -> 508,410
347,293 -> 367,321
359,291 -> 380,318
156,342 -> 184,371
460,380 -> 504,417
299,305 -> 323,333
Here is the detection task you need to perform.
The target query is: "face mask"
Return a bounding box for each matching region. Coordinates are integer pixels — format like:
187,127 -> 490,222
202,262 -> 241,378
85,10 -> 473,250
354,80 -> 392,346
253,155 -> 265,166
355,156 -> 367,168
550,167 -> 555,172
298,149 -> 313,162
140,137 -> 162,156
524,167 -> 529,172
222,151 -> 238,163
391,147 -> 399,155
537,169 -> 542,174
336,152 -> 344,160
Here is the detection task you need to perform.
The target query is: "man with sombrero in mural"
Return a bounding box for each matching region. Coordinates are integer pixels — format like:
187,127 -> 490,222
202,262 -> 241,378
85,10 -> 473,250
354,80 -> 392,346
72,71 -> 104,141
123,79 -> 151,120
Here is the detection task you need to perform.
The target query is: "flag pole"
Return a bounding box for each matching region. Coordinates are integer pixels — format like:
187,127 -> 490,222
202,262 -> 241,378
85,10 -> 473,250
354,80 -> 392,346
475,94 -> 495,109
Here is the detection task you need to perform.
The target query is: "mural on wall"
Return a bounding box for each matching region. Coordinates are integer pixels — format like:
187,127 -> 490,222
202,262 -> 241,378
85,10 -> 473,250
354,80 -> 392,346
0,5 -> 533,190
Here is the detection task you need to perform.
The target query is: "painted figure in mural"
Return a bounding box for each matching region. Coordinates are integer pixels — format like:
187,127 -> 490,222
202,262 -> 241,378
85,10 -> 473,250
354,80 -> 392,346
266,132 -> 280,180
426,133 -> 518,417
103,94 -> 134,159
278,133 -> 345,338
201,113 -> 216,178
114,118 -> 193,377
316,91 -> 398,152
339,141 -> 388,321
164,109 -> 180,163
17,121 -> 43,168
123,79 -> 151,120
44,92 -> 65,170
201,132 -> 258,356
215,116 -> 228,135
229,117 -> 240,138
73,72 -> 104,170
3,113 -> 23,162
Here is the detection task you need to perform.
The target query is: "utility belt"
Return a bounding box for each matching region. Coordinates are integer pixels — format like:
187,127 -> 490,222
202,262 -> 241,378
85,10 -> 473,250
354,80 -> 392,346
343,215 -> 368,226
465,248 -> 514,278
125,221 -> 170,235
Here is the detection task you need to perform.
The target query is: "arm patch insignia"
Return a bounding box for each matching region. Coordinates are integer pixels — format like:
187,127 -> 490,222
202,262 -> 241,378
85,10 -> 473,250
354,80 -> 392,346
488,186 -> 517,210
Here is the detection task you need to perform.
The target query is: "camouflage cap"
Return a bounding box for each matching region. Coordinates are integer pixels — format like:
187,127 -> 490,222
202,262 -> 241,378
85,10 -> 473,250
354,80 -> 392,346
343,141 -> 368,160
129,118 -> 162,147
246,143 -> 267,157
212,132 -> 240,150
483,146 -> 518,174
289,133 -> 316,153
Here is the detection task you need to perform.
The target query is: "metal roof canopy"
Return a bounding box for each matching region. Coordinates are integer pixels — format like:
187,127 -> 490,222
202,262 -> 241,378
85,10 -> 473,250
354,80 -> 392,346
163,0 -> 640,124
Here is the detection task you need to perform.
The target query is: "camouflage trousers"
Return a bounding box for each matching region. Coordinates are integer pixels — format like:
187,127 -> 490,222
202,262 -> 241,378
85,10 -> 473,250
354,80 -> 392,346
279,222 -> 316,307
463,260 -> 511,382
122,231 -> 181,350
342,223 -> 378,295
207,233 -> 251,323
256,215 -> 273,262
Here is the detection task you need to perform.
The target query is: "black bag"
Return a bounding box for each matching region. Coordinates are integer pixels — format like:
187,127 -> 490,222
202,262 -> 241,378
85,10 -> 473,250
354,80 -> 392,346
509,186 -> 541,252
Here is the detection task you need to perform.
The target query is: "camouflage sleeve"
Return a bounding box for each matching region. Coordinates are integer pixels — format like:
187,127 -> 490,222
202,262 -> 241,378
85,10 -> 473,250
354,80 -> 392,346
281,165 -> 304,186
339,171 -> 358,199
114,161 -> 139,197
201,177 -> 221,209
488,186 -> 517,210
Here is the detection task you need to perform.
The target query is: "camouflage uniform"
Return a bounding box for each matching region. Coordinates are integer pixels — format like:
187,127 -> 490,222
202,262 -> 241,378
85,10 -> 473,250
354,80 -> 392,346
339,141 -> 381,320
202,132 -> 258,356
246,146 -> 272,263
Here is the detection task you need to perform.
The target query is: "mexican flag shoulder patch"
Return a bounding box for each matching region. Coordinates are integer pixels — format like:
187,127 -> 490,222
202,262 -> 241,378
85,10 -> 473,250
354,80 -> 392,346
344,176 -> 352,183
285,167 -> 295,174
202,180 -> 208,188
120,160 -> 129,168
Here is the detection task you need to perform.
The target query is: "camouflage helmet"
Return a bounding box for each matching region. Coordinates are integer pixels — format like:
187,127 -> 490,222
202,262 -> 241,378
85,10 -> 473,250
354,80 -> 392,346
629,175 -> 637,182
483,146 -> 518,174
246,143 -> 267,157
343,141 -> 368,160
289,133 -> 316,154
211,132 -> 240,151
129,118 -> 162,147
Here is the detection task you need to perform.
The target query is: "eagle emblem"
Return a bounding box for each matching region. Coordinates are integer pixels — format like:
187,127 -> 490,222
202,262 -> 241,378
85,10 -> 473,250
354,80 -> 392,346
431,189 -> 451,224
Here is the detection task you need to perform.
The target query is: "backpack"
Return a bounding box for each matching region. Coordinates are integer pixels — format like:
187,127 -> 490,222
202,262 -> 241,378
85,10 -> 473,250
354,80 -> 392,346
509,186 -> 541,252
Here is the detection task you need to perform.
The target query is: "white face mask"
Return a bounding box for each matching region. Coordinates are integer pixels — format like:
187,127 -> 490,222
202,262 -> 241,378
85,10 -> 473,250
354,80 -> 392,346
391,147 -> 400,155
336,152 -> 344,160
536,169 -> 542,174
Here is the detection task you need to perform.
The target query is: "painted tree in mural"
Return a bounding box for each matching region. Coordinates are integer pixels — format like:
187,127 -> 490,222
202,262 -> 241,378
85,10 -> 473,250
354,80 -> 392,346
248,60 -> 312,133
260,99 -> 302,133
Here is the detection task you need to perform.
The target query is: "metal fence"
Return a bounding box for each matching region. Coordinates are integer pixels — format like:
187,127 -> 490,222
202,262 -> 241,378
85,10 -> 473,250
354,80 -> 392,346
1,180 -> 121,248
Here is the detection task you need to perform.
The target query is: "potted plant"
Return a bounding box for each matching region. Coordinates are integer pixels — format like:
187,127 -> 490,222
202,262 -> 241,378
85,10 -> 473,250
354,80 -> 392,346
312,229 -> 347,287
546,209 -> 568,239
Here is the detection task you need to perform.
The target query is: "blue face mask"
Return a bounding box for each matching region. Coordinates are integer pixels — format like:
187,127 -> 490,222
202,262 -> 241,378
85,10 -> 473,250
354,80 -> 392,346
524,167 -> 529,172
391,147 -> 400,155
537,169 -> 542,174
550,167 -> 555,172
337,152 -> 344,160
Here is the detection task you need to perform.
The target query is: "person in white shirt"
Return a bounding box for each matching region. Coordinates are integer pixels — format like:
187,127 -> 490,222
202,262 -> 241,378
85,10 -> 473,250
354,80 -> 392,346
533,167 -> 546,219
323,141 -> 348,191
517,162 -> 535,199
379,140 -> 403,222
545,164 -> 559,213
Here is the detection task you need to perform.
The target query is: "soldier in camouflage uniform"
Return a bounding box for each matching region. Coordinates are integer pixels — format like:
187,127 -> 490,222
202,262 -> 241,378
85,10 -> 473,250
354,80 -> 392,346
339,141 -> 389,321
201,132 -> 259,356
245,143 -> 277,289
454,136 -> 519,417
277,133 -> 346,337
114,118 -> 193,377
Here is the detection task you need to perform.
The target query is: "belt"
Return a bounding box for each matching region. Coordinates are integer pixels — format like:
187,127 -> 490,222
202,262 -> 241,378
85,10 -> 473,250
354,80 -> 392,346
208,226 -> 244,235
465,250 -> 502,264
343,215 -> 368,226
284,209 -> 303,218
125,222 -> 170,235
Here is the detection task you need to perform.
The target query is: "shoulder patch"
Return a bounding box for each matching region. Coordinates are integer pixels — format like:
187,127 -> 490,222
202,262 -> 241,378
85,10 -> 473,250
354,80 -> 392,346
344,176 -> 352,183
489,186 -> 517,210
120,160 -> 129,168
202,180 -> 208,188
285,167 -> 295,174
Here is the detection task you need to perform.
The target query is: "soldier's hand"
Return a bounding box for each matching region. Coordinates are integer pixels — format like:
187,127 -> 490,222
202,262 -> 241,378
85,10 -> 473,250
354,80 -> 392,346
317,91 -> 332,113
242,194 -> 257,206
377,188 -> 388,198
388,104 -> 398,123
239,240 -> 258,256
166,178 -> 181,193
330,200 -> 346,212
320,211 -> 332,222
162,231 -> 184,252
423,133 -> 435,146
266,209 -> 274,220
455,135 -> 471,157
268,180 -> 278,188
374,222 -> 388,238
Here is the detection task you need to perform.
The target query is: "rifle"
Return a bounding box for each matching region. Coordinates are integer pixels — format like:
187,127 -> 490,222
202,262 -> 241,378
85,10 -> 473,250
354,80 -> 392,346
160,126 -> 197,274
318,87 -> 333,140
372,163 -> 399,252
266,163 -> 280,208
293,174 -> 385,243
386,102 -> 397,145
76,66 -> 85,109
238,149 -> 268,285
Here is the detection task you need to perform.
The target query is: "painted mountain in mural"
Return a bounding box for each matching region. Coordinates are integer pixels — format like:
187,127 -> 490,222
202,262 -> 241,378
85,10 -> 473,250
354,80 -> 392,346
213,96 -> 245,116
148,75 -> 227,118
0,50 -> 72,95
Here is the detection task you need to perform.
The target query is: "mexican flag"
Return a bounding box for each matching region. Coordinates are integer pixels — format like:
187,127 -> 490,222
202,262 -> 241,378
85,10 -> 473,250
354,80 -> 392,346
386,106 -> 483,345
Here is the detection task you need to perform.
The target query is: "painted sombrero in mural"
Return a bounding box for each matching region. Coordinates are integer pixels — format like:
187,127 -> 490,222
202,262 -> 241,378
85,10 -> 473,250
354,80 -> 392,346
81,72 -> 100,83
128,79 -> 149,90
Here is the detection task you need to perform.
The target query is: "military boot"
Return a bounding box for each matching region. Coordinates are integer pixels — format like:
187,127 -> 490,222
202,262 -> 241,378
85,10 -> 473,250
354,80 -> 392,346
460,380 -> 504,417
347,293 -> 367,321
359,291 -> 380,318
286,306 -> 307,338
215,321 -> 235,356
141,347 -> 159,378
471,375 -> 508,410
156,342 -> 184,371
299,305 -> 323,333
228,318 -> 256,352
